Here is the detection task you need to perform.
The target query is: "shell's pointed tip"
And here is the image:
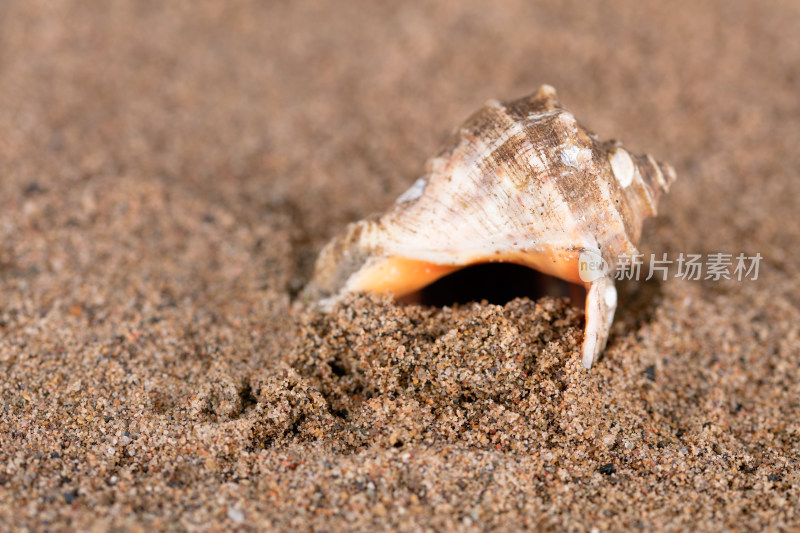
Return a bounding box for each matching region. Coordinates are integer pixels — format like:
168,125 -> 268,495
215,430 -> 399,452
663,162 -> 678,188
537,84 -> 558,99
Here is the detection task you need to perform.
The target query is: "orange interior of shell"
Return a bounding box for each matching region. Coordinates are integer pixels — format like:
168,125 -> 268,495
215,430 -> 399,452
351,253 -> 587,306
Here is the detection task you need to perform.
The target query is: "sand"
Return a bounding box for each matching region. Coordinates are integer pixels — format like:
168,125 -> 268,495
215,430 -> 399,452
1,0 -> 799,531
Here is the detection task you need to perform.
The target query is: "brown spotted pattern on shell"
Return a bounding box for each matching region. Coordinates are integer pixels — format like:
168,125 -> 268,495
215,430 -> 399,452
305,86 -> 676,368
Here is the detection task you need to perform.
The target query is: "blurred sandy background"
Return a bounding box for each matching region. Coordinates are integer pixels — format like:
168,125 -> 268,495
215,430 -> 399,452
1,1 -> 799,530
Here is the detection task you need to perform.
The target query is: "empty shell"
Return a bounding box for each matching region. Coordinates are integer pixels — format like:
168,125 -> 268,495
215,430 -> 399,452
305,85 -> 676,368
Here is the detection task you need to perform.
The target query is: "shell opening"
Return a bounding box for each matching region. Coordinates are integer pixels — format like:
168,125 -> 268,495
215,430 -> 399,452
396,263 -> 586,308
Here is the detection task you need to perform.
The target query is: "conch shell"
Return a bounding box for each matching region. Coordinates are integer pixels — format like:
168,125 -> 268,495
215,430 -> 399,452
305,86 -> 675,368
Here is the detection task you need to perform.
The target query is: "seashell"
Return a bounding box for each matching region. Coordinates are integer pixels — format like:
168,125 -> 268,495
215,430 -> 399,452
305,85 -> 676,368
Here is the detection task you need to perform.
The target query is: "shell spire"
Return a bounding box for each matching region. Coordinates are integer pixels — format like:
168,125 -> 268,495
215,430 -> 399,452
305,86 -> 676,368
